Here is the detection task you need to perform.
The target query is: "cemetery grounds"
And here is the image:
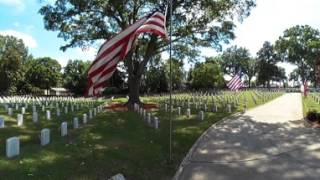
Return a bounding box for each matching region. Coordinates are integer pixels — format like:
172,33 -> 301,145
0,90 -> 282,179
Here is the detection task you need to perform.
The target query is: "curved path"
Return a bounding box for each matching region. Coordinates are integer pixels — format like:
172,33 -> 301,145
174,93 -> 320,180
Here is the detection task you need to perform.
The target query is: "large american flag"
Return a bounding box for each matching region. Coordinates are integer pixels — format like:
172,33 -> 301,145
227,73 -> 243,91
87,11 -> 168,96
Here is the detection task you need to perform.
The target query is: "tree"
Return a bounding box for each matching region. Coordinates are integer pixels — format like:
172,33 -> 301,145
0,35 -> 28,94
25,57 -> 62,91
63,60 -> 91,95
256,41 -> 280,87
164,58 -> 184,91
188,59 -> 225,90
144,64 -> 168,93
275,25 -> 320,82
221,46 -> 251,75
39,0 -> 256,106
246,58 -> 257,87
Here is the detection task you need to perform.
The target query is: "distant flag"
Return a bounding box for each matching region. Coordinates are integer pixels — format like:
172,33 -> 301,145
227,72 -> 243,91
86,11 -> 168,96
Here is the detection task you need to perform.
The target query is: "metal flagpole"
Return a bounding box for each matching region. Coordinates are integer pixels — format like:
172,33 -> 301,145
168,0 -> 173,162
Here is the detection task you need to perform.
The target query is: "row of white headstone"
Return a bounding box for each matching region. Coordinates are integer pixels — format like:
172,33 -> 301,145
134,104 -> 160,129
4,105 -> 104,158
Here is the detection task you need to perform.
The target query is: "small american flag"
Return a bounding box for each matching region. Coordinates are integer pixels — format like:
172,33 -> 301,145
87,11 -> 168,96
227,72 -> 243,91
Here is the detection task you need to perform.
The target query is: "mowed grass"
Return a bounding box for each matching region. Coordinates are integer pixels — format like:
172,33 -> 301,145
302,93 -> 320,116
0,91 -> 282,179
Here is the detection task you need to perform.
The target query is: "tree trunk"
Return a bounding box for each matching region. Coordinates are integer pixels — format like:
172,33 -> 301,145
124,35 -> 158,110
127,75 -> 141,109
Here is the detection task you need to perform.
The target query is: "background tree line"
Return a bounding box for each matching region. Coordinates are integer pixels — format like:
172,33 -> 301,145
1,25 -> 320,96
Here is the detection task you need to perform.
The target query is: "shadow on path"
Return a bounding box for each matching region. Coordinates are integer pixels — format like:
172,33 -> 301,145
174,94 -> 320,180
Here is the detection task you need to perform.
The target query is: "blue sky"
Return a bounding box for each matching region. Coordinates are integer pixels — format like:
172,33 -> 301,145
1,0 -> 320,75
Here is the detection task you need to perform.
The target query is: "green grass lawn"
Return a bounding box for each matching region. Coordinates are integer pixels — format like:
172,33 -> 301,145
0,91 -> 282,179
302,93 -> 320,116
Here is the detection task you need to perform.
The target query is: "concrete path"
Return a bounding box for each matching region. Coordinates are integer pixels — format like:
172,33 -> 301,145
174,93 -> 320,180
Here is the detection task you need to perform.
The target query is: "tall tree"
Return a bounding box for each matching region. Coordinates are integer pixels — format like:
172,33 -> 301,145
256,41 -> 280,87
25,57 -> 62,91
220,46 -> 251,76
0,35 -> 28,94
39,0 -> 256,105
188,59 -> 224,90
63,60 -> 91,95
246,58 -> 257,87
275,25 -> 320,82
164,58 -> 184,91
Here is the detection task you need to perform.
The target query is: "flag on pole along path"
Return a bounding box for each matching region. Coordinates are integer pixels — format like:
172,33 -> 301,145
86,11 -> 168,96
227,72 -> 243,91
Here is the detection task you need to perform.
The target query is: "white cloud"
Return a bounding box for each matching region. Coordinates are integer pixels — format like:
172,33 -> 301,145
0,30 -> 37,48
0,0 -> 25,11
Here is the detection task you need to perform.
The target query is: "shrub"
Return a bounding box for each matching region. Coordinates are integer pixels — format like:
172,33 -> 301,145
307,110 -> 318,122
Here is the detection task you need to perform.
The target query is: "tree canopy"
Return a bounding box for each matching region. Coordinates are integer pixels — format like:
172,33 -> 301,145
39,0 -> 256,103
188,58 -> 225,90
275,25 -> 320,81
0,35 -> 28,94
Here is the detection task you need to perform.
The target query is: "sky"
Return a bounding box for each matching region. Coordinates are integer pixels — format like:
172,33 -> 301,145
0,0 -> 320,75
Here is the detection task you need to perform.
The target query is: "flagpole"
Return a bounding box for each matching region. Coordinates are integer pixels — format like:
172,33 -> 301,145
168,0 -> 173,163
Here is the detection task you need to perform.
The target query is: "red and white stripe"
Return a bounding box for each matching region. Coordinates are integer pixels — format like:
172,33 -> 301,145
87,11 -> 167,96
227,74 -> 243,91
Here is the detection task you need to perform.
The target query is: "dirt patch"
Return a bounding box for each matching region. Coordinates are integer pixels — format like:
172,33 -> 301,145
105,103 -> 158,112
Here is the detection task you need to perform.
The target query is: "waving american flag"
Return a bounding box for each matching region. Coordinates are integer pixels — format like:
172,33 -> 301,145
227,72 -> 243,91
87,11 -> 168,96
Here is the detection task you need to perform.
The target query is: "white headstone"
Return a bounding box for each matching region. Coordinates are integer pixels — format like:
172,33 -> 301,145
93,108 -> 97,116
15,104 -> 19,110
56,108 -> 61,117
154,117 -> 159,129
64,106 -> 68,114
61,122 -> 68,136
0,117 -> 4,128
164,104 -> 168,112
227,104 -> 232,113
83,114 -> 87,124
198,111 -> 204,121
177,107 -> 181,116
32,112 -> 38,123
108,173 -> 126,180
8,108 -> 13,116
17,114 -> 23,126
6,137 -> 20,158
46,110 -> 51,120
42,106 -> 45,112
147,113 -> 151,124
21,107 -> 25,114
73,117 -> 79,129
186,108 -> 191,118
40,128 -> 50,146
89,110 -> 93,119
32,105 -> 36,112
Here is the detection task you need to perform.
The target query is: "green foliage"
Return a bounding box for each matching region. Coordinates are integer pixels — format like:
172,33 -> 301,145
164,58 -> 185,90
275,25 -> 320,81
256,41 -> 284,87
144,64 -> 168,93
25,57 -> 62,90
63,60 -> 91,95
39,0 -> 256,101
0,35 -> 28,94
188,59 -> 225,90
220,46 -> 251,76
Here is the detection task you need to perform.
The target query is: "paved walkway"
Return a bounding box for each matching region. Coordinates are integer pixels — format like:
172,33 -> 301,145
174,93 -> 320,180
